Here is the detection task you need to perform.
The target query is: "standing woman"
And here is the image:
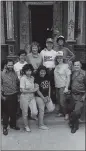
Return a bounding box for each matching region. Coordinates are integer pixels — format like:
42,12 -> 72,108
26,42 -> 42,75
54,51 -> 71,119
20,64 -> 39,132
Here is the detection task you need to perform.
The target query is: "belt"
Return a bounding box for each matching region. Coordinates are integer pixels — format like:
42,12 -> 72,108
72,91 -> 84,95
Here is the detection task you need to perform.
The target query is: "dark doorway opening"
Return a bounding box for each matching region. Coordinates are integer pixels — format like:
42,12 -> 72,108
31,5 -> 53,50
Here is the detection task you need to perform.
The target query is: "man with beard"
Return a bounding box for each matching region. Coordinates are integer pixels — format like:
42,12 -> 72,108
1,59 -> 20,135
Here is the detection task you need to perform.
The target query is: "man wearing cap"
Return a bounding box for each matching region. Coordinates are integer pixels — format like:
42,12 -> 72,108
40,38 -> 57,104
56,35 -> 75,69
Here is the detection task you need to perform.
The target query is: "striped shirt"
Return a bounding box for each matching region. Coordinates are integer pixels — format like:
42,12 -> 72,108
1,70 -> 19,95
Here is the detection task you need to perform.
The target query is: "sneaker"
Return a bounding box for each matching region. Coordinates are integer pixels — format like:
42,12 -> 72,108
64,114 -> 69,120
39,125 -> 49,130
56,113 -> 63,117
25,126 -> 31,132
3,128 -> 8,136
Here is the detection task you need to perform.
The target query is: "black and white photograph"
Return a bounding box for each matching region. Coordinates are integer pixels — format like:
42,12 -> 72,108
1,0 -> 86,150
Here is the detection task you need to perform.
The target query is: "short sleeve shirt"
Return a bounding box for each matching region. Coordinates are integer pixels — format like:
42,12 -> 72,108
20,75 -> 35,99
26,53 -> 42,70
54,63 -> 71,88
40,49 -> 57,68
35,75 -> 50,97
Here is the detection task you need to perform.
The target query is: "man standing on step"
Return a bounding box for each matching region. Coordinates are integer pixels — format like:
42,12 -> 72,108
1,59 -> 20,135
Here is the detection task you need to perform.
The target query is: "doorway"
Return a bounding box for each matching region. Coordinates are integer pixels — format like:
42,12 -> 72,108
30,5 -> 53,50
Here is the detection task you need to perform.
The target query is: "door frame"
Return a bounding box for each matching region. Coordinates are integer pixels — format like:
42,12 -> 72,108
27,2 -> 54,45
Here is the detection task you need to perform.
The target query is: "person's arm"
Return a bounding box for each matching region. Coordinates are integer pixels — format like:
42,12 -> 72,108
14,64 -> 16,73
26,54 -> 30,64
65,74 -> 71,90
64,66 -> 71,93
67,48 -> 75,62
40,51 -> 43,64
48,81 -> 51,98
1,73 -> 6,101
1,94 -> 6,101
40,55 -> 43,66
82,71 -> 86,101
20,87 -> 39,93
36,90 -> 48,103
20,77 -> 39,94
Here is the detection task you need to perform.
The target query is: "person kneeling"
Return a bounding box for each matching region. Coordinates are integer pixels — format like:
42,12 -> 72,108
35,66 -> 55,130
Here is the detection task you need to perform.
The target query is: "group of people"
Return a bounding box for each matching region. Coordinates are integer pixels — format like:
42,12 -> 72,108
1,35 -> 86,136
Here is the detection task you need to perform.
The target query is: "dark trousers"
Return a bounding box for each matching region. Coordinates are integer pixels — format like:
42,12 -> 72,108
3,93 -> 17,129
69,93 -> 84,128
64,93 -> 75,115
1,99 -> 4,118
56,87 -> 66,114
47,69 -> 56,104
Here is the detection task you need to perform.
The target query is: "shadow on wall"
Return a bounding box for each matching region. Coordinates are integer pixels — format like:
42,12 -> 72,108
74,45 -> 86,71
1,45 -> 8,62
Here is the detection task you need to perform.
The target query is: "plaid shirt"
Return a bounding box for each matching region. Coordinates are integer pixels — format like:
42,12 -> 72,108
1,70 -> 19,95
71,69 -> 86,93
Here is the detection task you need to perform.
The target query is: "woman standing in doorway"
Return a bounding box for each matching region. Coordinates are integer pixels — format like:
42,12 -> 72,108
26,42 -> 42,76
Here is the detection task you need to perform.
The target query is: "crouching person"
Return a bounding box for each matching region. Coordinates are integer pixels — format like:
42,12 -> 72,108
1,59 -> 20,136
35,66 -> 55,130
69,61 -> 86,133
20,64 -> 38,132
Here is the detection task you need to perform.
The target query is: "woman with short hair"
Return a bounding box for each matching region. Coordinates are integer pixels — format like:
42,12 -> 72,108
26,42 -> 42,75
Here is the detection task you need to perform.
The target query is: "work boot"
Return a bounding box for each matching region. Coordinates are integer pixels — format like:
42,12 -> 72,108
70,112 -> 79,134
10,126 -> 20,130
71,122 -> 79,133
71,127 -> 78,133
3,128 -> 8,135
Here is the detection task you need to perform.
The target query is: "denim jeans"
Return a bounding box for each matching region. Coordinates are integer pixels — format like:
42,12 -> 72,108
20,94 -> 38,127
35,97 -> 45,126
36,97 -> 54,126
56,87 -> 66,115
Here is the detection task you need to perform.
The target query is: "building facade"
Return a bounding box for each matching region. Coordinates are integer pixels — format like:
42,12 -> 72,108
1,1 -> 86,69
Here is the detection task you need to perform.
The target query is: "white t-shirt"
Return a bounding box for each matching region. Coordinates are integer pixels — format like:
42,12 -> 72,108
14,61 -> 27,79
54,63 -> 71,88
40,48 -> 57,68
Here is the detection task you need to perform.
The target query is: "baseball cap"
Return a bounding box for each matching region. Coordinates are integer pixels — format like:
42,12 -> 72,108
56,35 -> 65,43
57,51 -> 63,57
46,38 -> 53,43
